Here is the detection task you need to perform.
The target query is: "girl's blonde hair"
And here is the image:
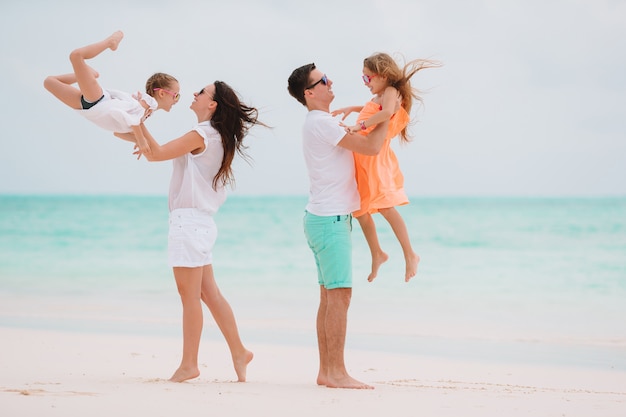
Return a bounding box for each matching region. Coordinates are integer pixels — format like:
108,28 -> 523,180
145,72 -> 178,96
363,53 -> 441,142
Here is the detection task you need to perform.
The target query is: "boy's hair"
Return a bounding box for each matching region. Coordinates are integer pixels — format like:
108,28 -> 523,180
145,73 -> 178,96
288,63 -> 316,106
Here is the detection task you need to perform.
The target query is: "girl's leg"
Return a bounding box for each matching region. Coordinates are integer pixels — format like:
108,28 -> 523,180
43,31 -> 122,109
69,31 -> 123,102
200,264 -> 253,382
43,69 -> 99,109
378,207 -> 420,282
356,213 -> 389,282
170,266 -> 204,382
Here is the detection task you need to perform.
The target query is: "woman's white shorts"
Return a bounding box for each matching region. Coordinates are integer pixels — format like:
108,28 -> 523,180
168,208 -> 217,268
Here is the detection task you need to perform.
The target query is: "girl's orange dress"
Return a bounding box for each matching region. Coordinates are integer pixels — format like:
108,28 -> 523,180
353,101 -> 410,218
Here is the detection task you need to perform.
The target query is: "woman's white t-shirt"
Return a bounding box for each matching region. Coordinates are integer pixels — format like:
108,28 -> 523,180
168,121 -> 226,215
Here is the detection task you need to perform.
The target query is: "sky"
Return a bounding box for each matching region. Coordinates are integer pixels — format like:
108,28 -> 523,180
1,0 -> 625,197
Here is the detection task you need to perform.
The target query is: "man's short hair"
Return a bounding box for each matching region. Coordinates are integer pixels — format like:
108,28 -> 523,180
288,63 -> 316,106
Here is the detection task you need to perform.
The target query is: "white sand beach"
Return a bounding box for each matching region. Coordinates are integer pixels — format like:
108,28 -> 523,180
1,326 -> 624,417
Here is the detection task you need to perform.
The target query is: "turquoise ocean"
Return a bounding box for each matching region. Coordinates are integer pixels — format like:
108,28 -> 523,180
1,195 -> 625,371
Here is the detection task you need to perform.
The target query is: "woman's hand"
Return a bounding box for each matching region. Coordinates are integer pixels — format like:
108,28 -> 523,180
130,125 -> 152,159
133,144 -> 146,160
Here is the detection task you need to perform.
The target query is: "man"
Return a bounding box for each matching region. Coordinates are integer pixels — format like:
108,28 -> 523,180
287,63 -> 389,389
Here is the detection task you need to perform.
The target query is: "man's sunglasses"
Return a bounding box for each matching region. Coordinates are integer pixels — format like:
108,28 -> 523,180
306,74 -> 328,90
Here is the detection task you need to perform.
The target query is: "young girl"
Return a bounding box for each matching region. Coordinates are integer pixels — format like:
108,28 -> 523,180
332,53 -> 441,283
43,31 -> 179,154
124,81 -> 266,383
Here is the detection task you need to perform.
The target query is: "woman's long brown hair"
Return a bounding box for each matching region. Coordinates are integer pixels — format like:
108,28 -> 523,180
210,81 -> 267,190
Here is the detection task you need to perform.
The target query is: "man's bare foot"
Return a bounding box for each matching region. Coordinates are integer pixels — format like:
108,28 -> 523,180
233,349 -> 254,382
169,365 -> 200,383
326,374 -> 374,389
367,251 -> 389,282
108,31 -> 124,51
317,370 -> 329,386
405,253 -> 420,282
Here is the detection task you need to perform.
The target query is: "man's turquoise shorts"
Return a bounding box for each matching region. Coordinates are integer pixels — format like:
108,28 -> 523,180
303,211 -> 353,289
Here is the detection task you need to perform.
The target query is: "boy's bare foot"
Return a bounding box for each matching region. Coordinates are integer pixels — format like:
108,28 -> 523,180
233,349 -> 254,382
367,251 -> 389,282
405,253 -> 420,282
108,31 -> 124,51
169,365 -> 200,383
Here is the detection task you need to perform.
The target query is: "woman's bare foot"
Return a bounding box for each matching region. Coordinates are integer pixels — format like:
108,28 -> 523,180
405,253 -> 420,282
367,251 -> 389,282
233,349 -> 254,382
169,365 -> 200,383
108,31 -> 124,51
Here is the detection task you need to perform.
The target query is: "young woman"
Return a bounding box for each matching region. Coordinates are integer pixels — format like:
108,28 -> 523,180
124,81 -> 265,382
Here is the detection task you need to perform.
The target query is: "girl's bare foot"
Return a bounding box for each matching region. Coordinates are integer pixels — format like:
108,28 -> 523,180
233,349 -> 254,382
169,365 -> 200,383
108,31 -> 124,51
367,251 -> 389,282
405,253 -> 420,282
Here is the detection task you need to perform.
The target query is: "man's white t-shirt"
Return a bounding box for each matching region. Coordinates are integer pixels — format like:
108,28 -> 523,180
302,110 -> 360,216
